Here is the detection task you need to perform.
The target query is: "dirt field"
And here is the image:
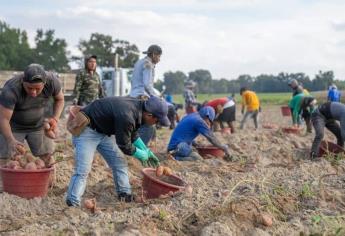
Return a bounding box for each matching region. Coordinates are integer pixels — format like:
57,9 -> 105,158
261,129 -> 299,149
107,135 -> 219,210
1,106 -> 345,236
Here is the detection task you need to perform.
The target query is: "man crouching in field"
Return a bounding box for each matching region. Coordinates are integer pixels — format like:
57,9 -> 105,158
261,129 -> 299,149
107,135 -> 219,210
0,64 -> 64,191
65,96 -> 169,206
167,106 -> 231,161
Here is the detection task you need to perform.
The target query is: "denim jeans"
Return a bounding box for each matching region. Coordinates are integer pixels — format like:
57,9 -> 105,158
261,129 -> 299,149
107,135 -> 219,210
173,142 -> 203,161
66,127 -> 131,206
138,124 -> 156,145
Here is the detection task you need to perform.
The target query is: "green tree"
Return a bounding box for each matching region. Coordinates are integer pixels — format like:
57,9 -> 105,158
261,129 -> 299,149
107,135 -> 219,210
163,71 -> 187,94
34,29 -> 70,72
188,69 -> 212,93
78,33 -> 139,68
0,21 -> 32,70
312,71 -> 334,91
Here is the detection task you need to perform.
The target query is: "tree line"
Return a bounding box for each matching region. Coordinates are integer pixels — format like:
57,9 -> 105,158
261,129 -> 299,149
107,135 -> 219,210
156,70 -> 345,94
1,20 -> 344,93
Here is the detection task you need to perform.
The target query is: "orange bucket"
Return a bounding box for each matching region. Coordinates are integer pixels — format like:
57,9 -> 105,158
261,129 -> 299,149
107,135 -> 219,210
319,140 -> 345,157
196,146 -> 225,158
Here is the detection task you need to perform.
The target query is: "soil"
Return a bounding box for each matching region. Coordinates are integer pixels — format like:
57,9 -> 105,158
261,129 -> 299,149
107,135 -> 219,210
1,105 -> 345,235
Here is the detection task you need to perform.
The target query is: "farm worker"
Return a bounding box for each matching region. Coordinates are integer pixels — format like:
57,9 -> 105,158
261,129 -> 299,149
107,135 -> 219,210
206,96 -> 236,133
306,101 -> 345,159
167,106 -> 231,161
0,64 -> 64,191
183,80 -> 198,114
288,79 -> 308,97
65,96 -> 169,205
288,94 -> 313,133
73,55 -> 105,106
327,84 -> 341,102
239,87 -> 260,129
129,45 -> 162,145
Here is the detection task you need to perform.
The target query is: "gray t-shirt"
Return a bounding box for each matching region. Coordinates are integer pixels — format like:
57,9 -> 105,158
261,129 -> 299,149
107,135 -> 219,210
0,73 -> 61,132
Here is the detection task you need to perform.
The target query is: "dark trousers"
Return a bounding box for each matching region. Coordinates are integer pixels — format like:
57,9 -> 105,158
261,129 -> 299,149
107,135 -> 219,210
311,110 -> 344,155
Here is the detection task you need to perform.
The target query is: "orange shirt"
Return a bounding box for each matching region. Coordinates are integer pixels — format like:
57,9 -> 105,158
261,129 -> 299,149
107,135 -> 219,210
241,91 -> 260,111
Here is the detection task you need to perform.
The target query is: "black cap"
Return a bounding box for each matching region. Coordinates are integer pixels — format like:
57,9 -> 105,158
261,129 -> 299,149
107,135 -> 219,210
23,64 -> 47,83
143,45 -> 162,55
86,55 -> 97,61
144,96 -> 170,126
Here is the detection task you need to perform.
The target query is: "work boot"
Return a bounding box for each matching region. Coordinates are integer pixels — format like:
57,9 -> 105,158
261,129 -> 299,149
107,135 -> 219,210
310,152 -> 320,161
118,192 -> 135,203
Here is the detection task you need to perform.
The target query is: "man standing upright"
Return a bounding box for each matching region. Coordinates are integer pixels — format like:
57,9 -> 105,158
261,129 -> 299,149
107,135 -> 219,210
73,55 -> 105,106
183,81 -> 198,114
129,45 -> 163,145
129,45 -> 162,99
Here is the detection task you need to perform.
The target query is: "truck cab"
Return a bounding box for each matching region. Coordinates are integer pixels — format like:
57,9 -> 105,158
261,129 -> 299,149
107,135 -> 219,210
97,67 -> 131,97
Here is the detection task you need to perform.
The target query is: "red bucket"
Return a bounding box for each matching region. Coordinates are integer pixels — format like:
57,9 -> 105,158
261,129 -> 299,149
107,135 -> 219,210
282,127 -> 300,134
196,146 -> 225,158
281,106 -> 291,117
0,167 -> 54,199
142,168 -> 186,199
319,140 -> 345,157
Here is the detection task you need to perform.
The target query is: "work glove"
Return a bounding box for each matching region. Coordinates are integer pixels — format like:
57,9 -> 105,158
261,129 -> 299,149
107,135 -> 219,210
133,148 -> 149,167
147,150 -> 160,168
133,137 -> 147,150
221,144 -> 232,161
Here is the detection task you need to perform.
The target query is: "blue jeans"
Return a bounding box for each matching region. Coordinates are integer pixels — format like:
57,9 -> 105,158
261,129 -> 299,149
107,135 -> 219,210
66,127 -> 131,206
138,124 -> 156,145
173,142 -> 202,161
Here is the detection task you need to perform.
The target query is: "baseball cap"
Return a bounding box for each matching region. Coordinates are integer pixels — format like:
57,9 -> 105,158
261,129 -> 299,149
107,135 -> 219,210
185,80 -> 196,88
23,64 -> 47,83
199,106 -> 216,122
143,45 -> 162,55
144,96 -> 170,126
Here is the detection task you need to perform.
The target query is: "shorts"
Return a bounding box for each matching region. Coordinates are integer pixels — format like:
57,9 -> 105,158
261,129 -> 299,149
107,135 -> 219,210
0,129 -> 54,159
217,106 -> 236,122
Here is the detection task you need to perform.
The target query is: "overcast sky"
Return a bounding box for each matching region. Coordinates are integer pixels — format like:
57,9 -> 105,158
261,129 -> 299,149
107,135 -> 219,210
1,0 -> 345,80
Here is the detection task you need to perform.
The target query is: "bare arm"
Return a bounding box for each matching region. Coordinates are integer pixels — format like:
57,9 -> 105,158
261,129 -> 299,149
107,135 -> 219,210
0,104 -> 15,143
52,90 -> 65,121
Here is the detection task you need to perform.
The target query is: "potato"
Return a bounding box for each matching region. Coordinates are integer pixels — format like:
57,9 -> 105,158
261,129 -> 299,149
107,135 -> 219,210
12,154 -> 22,161
163,167 -> 173,176
260,213 -> 273,227
24,153 -> 36,163
7,160 -> 20,169
156,166 -> 164,177
45,130 -> 56,139
35,159 -> 46,169
19,158 -> 27,168
25,162 -> 37,170
43,122 -> 51,130
16,145 -> 26,155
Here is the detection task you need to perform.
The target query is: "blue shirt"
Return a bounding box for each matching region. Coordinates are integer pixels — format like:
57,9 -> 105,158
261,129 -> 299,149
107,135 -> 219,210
129,56 -> 160,98
328,89 -> 341,102
167,113 -> 212,151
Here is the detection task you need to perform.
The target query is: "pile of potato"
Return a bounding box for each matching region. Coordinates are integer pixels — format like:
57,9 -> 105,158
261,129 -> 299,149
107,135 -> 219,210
155,166 -> 173,177
2,153 -> 51,170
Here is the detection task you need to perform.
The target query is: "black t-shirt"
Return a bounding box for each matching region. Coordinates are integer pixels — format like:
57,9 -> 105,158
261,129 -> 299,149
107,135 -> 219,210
82,97 -> 143,155
0,73 -> 61,132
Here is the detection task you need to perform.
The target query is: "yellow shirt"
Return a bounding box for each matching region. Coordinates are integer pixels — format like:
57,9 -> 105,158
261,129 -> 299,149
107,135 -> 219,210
242,90 -> 260,111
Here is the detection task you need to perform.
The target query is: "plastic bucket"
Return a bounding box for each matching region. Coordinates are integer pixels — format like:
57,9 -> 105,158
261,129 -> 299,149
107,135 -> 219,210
196,146 -> 225,158
141,168 -> 186,199
0,167 -> 54,199
281,106 -> 291,117
318,140 -> 345,157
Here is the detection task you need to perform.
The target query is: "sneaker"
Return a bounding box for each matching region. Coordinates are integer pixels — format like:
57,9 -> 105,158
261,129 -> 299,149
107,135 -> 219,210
118,192 -> 135,203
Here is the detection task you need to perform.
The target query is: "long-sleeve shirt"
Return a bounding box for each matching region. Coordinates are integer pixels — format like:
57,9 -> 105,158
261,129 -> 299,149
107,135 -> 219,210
167,112 -> 224,151
129,56 -> 160,98
288,93 -> 305,124
183,89 -> 197,105
319,102 -> 345,140
241,91 -> 260,112
73,69 -> 104,105
82,97 -> 143,155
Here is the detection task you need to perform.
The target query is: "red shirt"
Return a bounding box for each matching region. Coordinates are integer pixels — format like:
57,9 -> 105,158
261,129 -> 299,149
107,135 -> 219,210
206,97 -> 229,110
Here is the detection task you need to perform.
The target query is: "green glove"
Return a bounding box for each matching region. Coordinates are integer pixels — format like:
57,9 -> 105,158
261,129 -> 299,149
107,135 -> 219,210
147,150 -> 160,168
133,148 -> 149,167
133,137 -> 148,151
